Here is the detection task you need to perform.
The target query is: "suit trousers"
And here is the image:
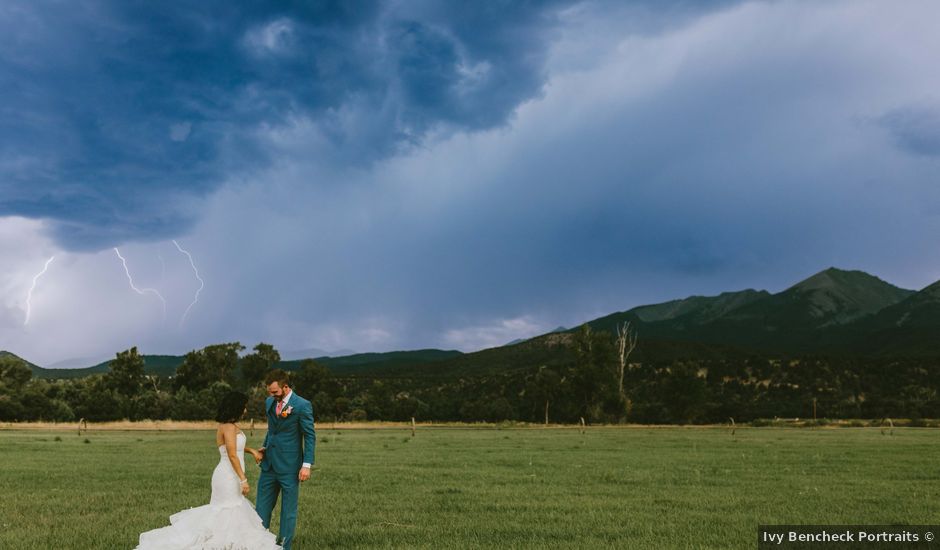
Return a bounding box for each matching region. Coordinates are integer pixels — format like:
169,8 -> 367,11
256,468 -> 300,550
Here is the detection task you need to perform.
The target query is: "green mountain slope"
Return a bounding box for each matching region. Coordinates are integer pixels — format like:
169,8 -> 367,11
22,355 -> 186,379
588,268 -> 915,355
9,349 -> 464,380
0,351 -> 44,376
728,267 -> 914,327
631,289 -> 770,324
835,280 -> 940,357
284,349 -> 464,375
4,267 -> 935,382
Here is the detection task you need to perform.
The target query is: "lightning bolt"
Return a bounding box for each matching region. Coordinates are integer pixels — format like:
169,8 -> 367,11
114,248 -> 167,321
24,256 -> 55,325
172,240 -> 204,328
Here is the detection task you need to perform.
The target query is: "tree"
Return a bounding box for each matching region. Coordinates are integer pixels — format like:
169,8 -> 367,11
0,355 -> 32,391
203,342 -> 244,384
291,359 -> 332,397
170,387 -> 215,420
174,342 -> 244,392
569,324 -> 621,422
615,321 -> 638,399
527,366 -> 562,424
69,375 -> 123,422
105,347 -> 146,397
174,350 -> 211,392
663,362 -> 709,424
311,391 -> 335,421
241,342 -> 281,387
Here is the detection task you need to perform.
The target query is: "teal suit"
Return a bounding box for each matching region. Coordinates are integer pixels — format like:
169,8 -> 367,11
256,392 -> 315,550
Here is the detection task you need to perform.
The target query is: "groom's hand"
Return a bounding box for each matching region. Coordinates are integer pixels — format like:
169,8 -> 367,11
298,467 -> 311,482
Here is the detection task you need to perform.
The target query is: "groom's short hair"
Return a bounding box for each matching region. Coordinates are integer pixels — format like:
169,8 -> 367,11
265,369 -> 290,387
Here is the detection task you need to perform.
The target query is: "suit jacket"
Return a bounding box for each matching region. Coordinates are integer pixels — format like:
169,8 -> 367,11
261,392 -> 316,474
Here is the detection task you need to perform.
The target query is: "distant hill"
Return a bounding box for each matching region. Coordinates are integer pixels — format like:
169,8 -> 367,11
0,350 -> 30,364
631,289 -> 770,324
280,347 -> 357,361
286,349 -> 464,375
505,326 -> 567,346
1,351 -> 186,379
835,279 -> 940,357
0,351 -> 44,376
6,267 -> 940,381
574,267 -> 915,356
6,349 -> 465,380
28,355 -> 187,379
46,355 -> 112,370
719,268 -> 914,328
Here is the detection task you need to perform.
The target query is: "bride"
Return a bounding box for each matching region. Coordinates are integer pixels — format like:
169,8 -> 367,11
136,391 -> 281,550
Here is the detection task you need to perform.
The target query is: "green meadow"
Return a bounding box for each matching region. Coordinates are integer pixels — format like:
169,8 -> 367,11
0,426 -> 937,549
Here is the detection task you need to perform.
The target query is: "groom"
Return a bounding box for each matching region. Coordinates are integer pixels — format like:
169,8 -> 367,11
256,369 -> 316,550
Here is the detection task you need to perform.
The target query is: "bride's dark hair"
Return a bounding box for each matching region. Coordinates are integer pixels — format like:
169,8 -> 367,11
216,391 -> 249,424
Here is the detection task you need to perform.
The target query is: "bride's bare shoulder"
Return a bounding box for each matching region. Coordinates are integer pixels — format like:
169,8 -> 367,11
218,422 -> 238,441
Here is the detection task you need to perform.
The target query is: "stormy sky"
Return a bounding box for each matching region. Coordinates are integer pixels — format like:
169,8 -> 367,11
3,0 -> 940,366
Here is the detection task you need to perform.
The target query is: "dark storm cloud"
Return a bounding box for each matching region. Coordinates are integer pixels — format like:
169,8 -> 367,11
878,105 -> 940,157
303,0 -> 940,341
9,0 -> 940,362
0,0 -> 573,250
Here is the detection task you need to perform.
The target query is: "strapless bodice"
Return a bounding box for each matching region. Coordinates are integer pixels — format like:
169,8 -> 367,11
218,431 -> 246,457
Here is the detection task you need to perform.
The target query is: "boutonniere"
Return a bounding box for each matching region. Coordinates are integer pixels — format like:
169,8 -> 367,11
280,405 -> 294,418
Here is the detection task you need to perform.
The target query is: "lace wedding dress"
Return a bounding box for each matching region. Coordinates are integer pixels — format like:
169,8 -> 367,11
136,432 -> 281,550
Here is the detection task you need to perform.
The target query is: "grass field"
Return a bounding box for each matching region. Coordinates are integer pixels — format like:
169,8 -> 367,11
0,426 -> 938,549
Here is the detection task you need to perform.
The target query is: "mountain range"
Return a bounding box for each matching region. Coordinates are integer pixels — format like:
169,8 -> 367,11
582,267 -> 919,356
4,267 -> 938,380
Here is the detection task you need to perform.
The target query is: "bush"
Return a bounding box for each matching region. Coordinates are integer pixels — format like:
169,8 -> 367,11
245,386 -> 268,421
130,391 -> 172,421
803,418 -> 830,427
72,383 -> 124,422
44,399 -> 76,422
170,388 -> 215,420
750,418 -> 774,427
0,395 -> 25,421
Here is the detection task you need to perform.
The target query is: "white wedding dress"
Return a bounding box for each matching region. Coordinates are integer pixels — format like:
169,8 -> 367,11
136,432 -> 282,550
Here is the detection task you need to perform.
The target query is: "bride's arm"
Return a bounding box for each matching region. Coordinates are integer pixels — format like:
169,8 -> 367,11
245,445 -> 263,463
220,423 -> 250,494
